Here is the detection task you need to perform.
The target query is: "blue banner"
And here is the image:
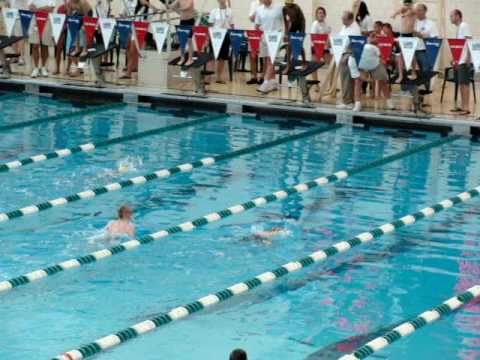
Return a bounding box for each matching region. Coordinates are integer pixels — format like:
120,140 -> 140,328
176,25 -> 192,53
229,29 -> 245,57
19,10 -> 33,37
67,16 -> 82,50
424,37 -> 442,70
288,32 -> 305,60
117,20 -> 133,49
349,35 -> 367,65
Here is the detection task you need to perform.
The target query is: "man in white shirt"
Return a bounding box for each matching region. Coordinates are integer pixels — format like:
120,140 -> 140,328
255,0 -> 284,94
413,4 -> 439,70
337,10 -> 361,109
28,0 -> 55,78
450,9 -> 472,116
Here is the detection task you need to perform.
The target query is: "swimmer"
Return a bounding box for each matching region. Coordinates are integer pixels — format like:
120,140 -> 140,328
105,205 -> 135,239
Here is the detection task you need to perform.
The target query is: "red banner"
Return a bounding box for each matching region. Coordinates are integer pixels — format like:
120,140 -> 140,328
246,30 -> 263,57
377,36 -> 395,64
35,11 -> 48,39
192,25 -> 209,52
83,16 -> 98,48
448,38 -> 467,65
133,21 -> 149,50
310,33 -> 328,62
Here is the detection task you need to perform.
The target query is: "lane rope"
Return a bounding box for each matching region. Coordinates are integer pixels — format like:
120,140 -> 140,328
0,134 -> 458,293
0,124 -> 341,223
338,285 -> 480,360
0,113 -> 228,173
0,102 -> 125,133
50,185 -> 480,360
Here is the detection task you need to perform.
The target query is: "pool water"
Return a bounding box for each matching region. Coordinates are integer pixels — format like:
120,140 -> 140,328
1,95 -> 479,360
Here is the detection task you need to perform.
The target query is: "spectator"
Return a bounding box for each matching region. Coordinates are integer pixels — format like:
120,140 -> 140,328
337,10 -> 361,109
310,6 -> 331,90
255,0 -> 284,94
5,0 -> 27,65
168,0 -> 195,66
373,20 -> 383,36
356,1 -> 373,36
348,33 -> 395,111
28,0 -> 55,78
53,1 -> 67,75
413,3 -> 439,72
229,349 -> 248,360
450,9 -> 472,116
207,0 -> 234,83
282,0 -> 305,75
247,0 -> 263,85
65,0 -> 92,77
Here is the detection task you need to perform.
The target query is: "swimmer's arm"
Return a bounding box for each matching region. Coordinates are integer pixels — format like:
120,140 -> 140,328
391,8 -> 402,19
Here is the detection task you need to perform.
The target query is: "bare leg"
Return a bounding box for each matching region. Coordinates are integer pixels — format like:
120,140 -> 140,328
460,84 -> 470,114
217,60 -> 225,82
40,45 -> 49,68
395,55 -> 404,84
31,44 -> 40,68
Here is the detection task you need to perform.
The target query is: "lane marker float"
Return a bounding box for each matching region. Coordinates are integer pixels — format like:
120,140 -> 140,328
50,185 -> 480,360
0,134 -> 458,293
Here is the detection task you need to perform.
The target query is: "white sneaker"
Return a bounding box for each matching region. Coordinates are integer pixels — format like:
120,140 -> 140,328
268,80 -> 278,92
287,80 -> 295,88
386,99 -> 395,110
30,68 -> 39,78
18,58 -> 25,66
352,101 -> 362,112
40,67 -> 49,77
257,80 -> 270,94
336,103 -> 353,110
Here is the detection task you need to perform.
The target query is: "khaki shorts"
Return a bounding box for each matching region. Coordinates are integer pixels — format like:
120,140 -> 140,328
259,38 -> 268,58
369,63 -> 388,81
29,21 -> 53,46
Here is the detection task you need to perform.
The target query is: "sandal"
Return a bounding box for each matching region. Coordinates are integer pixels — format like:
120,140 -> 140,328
450,107 -> 463,112
458,110 -> 471,116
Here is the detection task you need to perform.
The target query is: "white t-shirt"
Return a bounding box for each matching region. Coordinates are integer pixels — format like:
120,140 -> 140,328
339,22 -> 361,37
311,20 -> 331,34
27,0 -> 54,8
248,0 -> 261,21
456,21 -> 472,64
8,0 -> 27,9
255,3 -> 284,33
358,15 -> 373,33
415,18 -> 439,50
208,8 -> 233,29
359,43 -> 380,70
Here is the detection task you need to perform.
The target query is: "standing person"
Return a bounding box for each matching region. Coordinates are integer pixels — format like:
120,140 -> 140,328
5,0 -> 27,65
255,0 -> 284,94
356,1 -> 373,36
282,0 -> 305,75
28,0 -> 55,77
168,0 -> 195,66
247,0 -> 263,85
337,10 -> 361,109
65,0 -> 92,77
53,1 -> 68,75
207,0 -> 234,83
450,9 -> 472,116
310,6 -> 331,90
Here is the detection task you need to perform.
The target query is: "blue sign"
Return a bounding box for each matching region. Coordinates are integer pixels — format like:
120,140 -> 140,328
117,20 -> 133,49
424,38 -> 442,70
176,25 -> 192,53
67,16 -> 82,50
288,32 -> 305,60
229,29 -> 245,57
349,35 -> 367,65
19,10 -> 33,37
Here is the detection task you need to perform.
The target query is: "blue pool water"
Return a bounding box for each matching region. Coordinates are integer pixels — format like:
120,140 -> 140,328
1,94 -> 479,360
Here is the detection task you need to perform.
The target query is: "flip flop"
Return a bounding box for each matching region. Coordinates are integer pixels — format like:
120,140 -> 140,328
458,110 -> 471,116
450,107 -> 463,112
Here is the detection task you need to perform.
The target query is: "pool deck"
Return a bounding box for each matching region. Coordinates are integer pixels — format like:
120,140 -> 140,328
1,74 -> 480,138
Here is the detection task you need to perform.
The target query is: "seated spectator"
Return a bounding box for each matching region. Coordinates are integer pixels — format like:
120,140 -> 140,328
373,20 -> 383,36
348,33 -> 395,112
207,0 -> 234,84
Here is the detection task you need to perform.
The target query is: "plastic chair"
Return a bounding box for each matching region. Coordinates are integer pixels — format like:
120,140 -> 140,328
440,66 -> 477,104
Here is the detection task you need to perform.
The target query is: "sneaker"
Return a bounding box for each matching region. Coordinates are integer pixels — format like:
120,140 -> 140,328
386,99 -> 395,110
336,103 -> 353,110
246,78 -> 258,85
257,80 -> 269,93
18,58 -> 25,66
352,101 -> 362,112
30,68 -> 39,78
40,67 -> 49,77
267,80 -> 278,92
287,80 -> 296,88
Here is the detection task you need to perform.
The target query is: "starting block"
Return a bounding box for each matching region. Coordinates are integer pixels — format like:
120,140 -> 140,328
79,44 -> 117,87
286,61 -> 325,104
181,53 -> 214,95
392,70 -> 438,115
0,36 -> 24,79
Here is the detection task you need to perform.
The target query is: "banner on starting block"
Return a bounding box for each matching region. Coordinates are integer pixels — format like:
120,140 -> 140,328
67,16 -> 82,50
229,29 -> 245,57
133,21 -> 149,50
447,38 -> 467,65
192,25 -> 209,52
117,20 -> 132,49
399,37 -> 419,71
468,39 -> 480,72
19,10 -> 33,37
265,31 -> 282,62
288,32 -> 305,60
246,30 -> 262,57
2,8 -> 19,37
377,36 -> 394,64
209,27 -> 227,60
424,37 -> 442,69
83,16 -> 98,47
176,25 -> 192,53
100,18 -> 116,48
151,22 -> 169,53
49,13 -> 66,45
35,11 -> 49,40
349,35 -> 367,65
310,33 -> 328,62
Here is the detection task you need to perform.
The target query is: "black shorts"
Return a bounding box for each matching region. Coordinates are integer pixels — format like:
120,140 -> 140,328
180,18 -> 195,38
456,63 -> 472,85
400,33 -> 413,37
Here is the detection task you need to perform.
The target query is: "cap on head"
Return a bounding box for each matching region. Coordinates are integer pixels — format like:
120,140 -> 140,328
230,349 -> 248,360
284,0 -> 294,4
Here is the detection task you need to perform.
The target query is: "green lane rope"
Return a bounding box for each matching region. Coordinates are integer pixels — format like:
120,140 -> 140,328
0,134 -> 456,293
0,124 -> 341,223
50,185 -> 480,360
339,285 -> 480,360
0,113 -> 228,173
0,102 -> 125,133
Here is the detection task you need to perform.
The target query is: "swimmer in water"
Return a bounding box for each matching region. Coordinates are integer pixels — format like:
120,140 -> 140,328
105,205 -> 135,239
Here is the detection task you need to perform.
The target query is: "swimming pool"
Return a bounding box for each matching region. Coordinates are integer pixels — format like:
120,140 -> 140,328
1,93 -> 479,360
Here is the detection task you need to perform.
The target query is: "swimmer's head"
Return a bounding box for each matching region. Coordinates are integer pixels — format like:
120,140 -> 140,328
229,349 -> 248,360
118,164 -> 130,173
118,205 -> 133,220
